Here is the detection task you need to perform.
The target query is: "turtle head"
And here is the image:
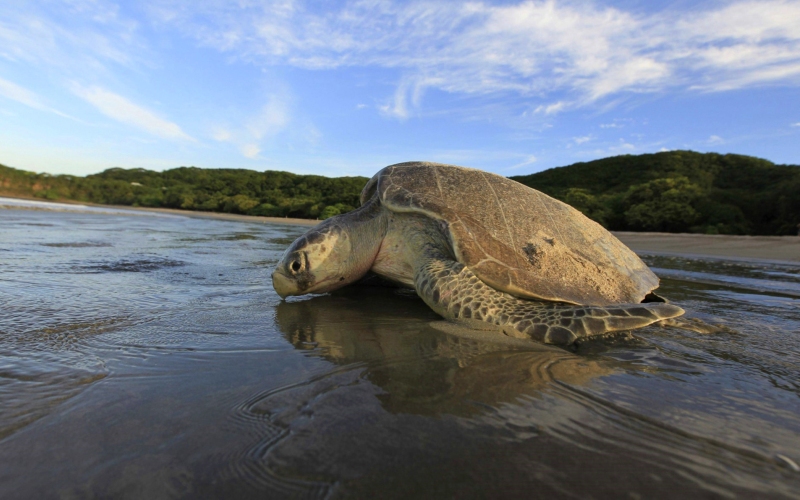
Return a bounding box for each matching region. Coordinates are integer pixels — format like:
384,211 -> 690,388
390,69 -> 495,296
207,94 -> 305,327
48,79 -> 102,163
272,215 -> 380,299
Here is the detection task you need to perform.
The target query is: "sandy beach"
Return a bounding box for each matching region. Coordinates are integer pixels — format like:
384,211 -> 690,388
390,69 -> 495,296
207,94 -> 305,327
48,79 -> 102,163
0,196 -> 319,226
2,197 -> 798,263
612,231 -> 799,263
100,204 -> 321,227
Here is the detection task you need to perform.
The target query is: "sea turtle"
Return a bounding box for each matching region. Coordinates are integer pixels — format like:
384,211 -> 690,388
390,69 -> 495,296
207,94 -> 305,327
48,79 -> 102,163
272,162 -> 684,345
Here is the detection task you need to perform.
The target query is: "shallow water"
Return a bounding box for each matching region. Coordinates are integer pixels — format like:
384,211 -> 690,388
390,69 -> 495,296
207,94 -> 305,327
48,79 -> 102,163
1,207 -> 799,499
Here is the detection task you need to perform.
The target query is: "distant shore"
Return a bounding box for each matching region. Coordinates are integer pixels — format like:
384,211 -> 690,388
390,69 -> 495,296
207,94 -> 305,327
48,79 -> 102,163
0,195 -> 319,227
2,196 -> 798,263
612,231 -> 799,264
103,203 -> 321,226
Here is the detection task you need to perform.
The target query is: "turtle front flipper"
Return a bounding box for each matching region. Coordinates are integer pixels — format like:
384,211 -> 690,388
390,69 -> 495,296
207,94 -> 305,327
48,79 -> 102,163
414,258 -> 684,346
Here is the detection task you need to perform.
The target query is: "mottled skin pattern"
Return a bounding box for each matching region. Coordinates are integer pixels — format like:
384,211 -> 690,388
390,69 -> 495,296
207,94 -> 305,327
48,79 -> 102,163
273,163 -> 685,346
416,258 -> 679,345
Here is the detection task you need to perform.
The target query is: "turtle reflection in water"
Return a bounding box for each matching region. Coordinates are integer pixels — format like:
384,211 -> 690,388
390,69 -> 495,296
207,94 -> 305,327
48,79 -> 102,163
272,162 -> 683,346
274,289 -> 618,416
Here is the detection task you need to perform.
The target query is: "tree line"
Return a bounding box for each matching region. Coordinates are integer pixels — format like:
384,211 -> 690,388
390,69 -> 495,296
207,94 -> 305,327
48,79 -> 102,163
2,150 -> 798,234
0,164 -> 368,220
510,151 -> 800,236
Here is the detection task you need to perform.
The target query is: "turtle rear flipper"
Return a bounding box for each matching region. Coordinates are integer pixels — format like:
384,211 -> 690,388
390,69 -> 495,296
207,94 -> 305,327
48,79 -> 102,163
415,258 -> 684,346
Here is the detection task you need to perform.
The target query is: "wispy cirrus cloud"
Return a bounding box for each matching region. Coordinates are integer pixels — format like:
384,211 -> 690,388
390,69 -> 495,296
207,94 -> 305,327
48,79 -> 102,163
212,95 -> 290,158
507,155 -> 539,170
71,84 -> 195,141
573,135 -> 593,145
535,101 -> 568,115
0,77 -> 71,118
378,76 -> 442,119
149,0 -> 800,117
0,1 -> 143,75
5,1 -> 799,122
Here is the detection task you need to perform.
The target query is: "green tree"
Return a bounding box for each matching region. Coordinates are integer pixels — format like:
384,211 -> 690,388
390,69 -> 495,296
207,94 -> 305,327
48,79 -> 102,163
563,188 -> 612,227
224,194 -> 260,214
320,203 -> 352,220
4,151 -> 800,235
621,177 -> 703,232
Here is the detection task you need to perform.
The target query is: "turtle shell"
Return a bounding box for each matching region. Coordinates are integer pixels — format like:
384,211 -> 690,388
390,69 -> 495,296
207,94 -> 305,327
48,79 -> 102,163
360,162 -> 658,306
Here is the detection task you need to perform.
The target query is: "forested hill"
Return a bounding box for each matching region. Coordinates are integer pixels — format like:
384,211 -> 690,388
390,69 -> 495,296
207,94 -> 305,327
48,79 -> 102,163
1,150 -> 799,235
510,151 -> 800,236
0,164 -> 369,220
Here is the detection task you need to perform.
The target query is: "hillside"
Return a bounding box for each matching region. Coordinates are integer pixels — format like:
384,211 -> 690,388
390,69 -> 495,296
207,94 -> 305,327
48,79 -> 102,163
0,164 -> 369,220
2,151 -> 799,235
510,151 -> 800,236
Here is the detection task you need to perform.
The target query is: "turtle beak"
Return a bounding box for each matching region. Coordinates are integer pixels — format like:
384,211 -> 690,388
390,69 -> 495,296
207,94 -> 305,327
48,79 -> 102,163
271,269 -> 296,299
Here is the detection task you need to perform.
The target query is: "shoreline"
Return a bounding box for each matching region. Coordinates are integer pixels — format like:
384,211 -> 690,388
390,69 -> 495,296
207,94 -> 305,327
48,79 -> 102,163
2,195 -> 797,263
100,203 -> 320,226
612,231 -> 799,264
0,194 -> 318,226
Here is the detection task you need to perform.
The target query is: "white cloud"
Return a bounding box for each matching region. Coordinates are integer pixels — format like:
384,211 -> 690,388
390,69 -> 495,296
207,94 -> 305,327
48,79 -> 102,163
0,2 -> 142,74
5,0 -> 800,126
246,98 -> 289,140
151,0 -> 800,115
379,81 -> 410,119
584,138 -> 639,158
0,77 -> 46,109
791,122 -> 800,127
508,154 -> 538,170
586,57 -> 669,100
378,76 -> 442,119
707,135 -> 724,144
241,144 -> 261,159
573,135 -> 592,145
211,127 -> 231,142
0,77 -> 71,118
71,84 -> 195,141
535,101 -> 568,115
211,95 -> 291,159
599,118 -> 635,129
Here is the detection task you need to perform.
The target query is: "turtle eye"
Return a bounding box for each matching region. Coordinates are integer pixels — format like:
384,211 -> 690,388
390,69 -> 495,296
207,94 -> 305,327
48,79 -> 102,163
287,252 -> 309,275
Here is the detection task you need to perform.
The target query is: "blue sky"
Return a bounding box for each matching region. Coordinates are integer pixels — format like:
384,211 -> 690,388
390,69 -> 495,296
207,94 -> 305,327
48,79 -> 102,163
1,0 -> 799,178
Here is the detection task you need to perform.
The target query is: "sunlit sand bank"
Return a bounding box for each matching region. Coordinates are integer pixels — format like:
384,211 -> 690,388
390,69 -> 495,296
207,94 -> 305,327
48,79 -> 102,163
613,231 -> 800,263
3,196 -> 797,263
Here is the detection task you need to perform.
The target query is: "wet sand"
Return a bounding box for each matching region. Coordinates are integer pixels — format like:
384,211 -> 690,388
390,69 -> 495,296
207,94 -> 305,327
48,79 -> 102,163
102,204 -> 320,226
2,197 -> 797,263
613,231 -> 800,263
